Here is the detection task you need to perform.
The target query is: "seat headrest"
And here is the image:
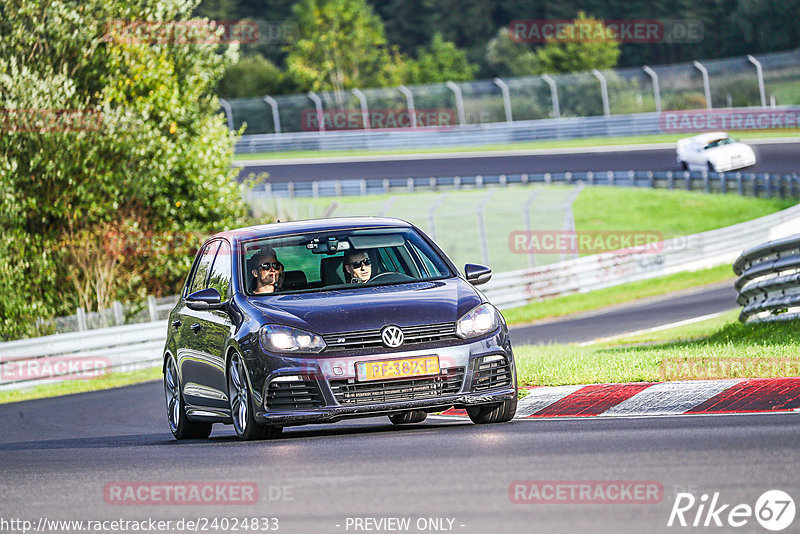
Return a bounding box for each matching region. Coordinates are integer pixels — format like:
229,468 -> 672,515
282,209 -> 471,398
282,270 -> 307,290
320,256 -> 344,285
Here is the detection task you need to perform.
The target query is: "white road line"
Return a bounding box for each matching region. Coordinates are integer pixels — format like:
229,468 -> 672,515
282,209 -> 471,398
575,312 -> 724,347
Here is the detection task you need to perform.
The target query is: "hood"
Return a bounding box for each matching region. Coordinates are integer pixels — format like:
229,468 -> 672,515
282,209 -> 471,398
249,278 -> 482,334
707,143 -> 752,161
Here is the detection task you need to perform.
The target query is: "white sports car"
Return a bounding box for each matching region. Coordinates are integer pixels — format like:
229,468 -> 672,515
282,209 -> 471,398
676,132 -> 756,172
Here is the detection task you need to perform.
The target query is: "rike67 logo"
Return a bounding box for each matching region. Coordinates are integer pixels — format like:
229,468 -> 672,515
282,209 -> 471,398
668,490 -> 795,531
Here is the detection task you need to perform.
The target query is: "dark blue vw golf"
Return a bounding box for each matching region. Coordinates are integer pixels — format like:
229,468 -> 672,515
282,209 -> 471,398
163,217 -> 517,440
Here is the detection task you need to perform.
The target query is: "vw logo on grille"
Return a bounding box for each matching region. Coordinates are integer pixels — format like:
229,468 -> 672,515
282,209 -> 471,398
381,325 -> 404,348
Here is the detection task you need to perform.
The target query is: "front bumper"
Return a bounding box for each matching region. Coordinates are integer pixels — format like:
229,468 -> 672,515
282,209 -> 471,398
250,331 -> 516,426
254,388 -> 517,425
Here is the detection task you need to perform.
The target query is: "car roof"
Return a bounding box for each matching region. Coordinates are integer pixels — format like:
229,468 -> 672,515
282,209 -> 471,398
689,131 -> 730,144
210,217 -> 415,244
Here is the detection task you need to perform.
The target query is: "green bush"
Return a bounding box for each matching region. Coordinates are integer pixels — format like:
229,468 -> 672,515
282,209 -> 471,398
0,0 -> 248,340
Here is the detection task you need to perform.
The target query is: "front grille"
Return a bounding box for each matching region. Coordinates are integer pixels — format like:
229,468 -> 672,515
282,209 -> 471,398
322,323 -> 458,351
322,323 -> 458,350
472,356 -> 512,391
266,379 -> 324,409
330,367 -> 465,405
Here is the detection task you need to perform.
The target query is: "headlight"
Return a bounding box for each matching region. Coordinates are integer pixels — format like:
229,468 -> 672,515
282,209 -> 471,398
259,325 -> 326,353
456,303 -> 500,339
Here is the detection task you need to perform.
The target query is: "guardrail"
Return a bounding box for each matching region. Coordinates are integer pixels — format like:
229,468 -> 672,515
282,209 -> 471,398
233,105 -> 800,154
481,202 -> 800,309
734,234 -> 800,323
244,170 -> 800,199
0,321 -> 166,391
5,203 -> 800,388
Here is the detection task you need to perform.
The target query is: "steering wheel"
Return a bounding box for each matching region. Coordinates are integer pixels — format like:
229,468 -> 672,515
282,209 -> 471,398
368,271 -> 397,282
368,271 -> 414,284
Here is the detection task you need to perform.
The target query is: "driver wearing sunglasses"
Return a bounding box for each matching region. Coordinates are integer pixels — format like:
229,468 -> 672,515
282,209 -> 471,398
251,248 -> 284,294
343,250 -> 372,283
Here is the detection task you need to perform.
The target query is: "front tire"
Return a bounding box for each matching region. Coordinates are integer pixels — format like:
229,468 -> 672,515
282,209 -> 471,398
228,353 -> 281,441
164,356 -> 212,440
466,396 -> 517,424
388,410 -> 427,425
707,161 -> 716,173
680,161 -> 688,171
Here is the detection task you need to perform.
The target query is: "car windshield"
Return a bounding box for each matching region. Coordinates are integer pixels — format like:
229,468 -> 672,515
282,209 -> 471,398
241,227 -> 453,295
704,137 -> 734,149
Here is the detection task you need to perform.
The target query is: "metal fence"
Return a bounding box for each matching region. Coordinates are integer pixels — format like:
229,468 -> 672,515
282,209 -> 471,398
734,234 -> 800,323
32,295 -> 177,337
0,321 -> 166,391
225,48 -> 800,147
245,170 -> 800,198
246,170 -> 800,280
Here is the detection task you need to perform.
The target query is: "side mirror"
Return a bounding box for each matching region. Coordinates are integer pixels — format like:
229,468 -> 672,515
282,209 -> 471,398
185,288 -> 226,311
464,264 -> 492,286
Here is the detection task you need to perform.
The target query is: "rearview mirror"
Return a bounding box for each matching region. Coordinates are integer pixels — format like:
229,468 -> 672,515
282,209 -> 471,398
464,264 -> 492,286
185,288 -> 226,310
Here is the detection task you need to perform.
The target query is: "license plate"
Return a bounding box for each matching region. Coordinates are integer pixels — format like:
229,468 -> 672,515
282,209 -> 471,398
356,356 -> 440,382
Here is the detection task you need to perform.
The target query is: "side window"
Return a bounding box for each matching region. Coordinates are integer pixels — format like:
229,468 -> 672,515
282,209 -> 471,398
207,241 -> 232,299
188,241 -> 220,295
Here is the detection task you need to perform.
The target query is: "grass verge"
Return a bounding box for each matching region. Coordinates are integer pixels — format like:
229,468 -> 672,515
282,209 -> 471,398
233,129 -> 800,161
0,366 -> 161,405
501,264 -> 735,326
515,311 -> 800,387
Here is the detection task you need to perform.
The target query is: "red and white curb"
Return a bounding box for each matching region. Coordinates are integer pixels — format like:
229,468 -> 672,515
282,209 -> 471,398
440,378 -> 800,419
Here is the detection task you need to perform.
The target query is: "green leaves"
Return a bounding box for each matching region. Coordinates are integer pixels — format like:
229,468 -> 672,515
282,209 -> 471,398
0,0 -> 247,339
532,12 -> 621,75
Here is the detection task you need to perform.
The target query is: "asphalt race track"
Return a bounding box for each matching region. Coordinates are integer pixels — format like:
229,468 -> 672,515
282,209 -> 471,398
509,282 -> 737,345
2,379 -> 799,533
236,141 -> 800,182
3,286 -> 799,534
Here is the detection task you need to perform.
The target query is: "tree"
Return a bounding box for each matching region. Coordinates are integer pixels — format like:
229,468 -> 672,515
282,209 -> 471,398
532,12 -> 621,74
405,33 -> 478,84
217,54 -> 285,97
285,0 -> 403,100
485,28 -> 538,77
0,0 -> 247,339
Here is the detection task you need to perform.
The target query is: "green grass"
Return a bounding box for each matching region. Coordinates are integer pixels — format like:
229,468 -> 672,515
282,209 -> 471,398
0,366 -> 161,405
501,264 -> 736,326
233,129 -> 800,161
515,312 -> 800,386
574,187 -> 797,240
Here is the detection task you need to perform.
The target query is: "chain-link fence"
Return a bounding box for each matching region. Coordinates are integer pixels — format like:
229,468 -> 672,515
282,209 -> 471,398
224,49 -> 800,136
33,295 -> 178,337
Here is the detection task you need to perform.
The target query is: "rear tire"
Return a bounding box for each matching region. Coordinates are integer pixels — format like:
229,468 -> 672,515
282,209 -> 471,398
680,161 -> 688,171
707,161 -> 716,172
164,356 -> 213,440
466,396 -> 517,424
228,353 -> 282,441
388,410 -> 427,425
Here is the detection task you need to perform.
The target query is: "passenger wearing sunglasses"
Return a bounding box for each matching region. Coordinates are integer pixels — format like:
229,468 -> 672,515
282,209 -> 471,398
250,248 -> 284,294
343,250 -> 372,283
